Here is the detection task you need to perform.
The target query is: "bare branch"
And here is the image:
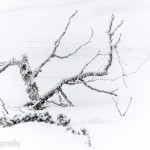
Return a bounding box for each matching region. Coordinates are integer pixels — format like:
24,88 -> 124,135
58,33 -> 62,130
33,11 -> 78,78
59,88 -> 74,106
104,15 -> 124,73
123,97 -> 132,116
114,33 -> 128,88
111,20 -> 124,36
48,101 -> 68,107
33,11 -> 94,78
0,58 -> 19,74
41,15 -> 124,102
103,15 -> 123,73
8,106 -> 25,113
0,98 -> 8,114
81,79 -> 118,96
55,90 -> 63,102
78,49 -> 101,77
113,98 -> 122,116
113,97 -> 132,116
107,14 -> 115,34
54,28 -> 94,59
87,54 -> 150,83
41,70 -> 108,101
133,54 -> 150,73
114,33 -> 122,49
82,51 -> 112,82
54,10 -> 78,52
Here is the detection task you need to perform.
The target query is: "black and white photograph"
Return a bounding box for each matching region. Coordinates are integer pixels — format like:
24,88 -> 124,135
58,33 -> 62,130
0,0 -> 150,149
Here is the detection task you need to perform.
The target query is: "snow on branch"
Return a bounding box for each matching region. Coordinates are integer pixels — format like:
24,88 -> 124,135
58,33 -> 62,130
0,112 -> 92,147
33,10 -> 93,78
33,11 -> 78,77
40,70 -> 108,102
0,58 -> 19,74
86,54 -> 150,83
40,15 -> 124,105
53,10 -> 78,52
81,79 -> 118,96
0,12 -> 141,112
106,14 -> 128,88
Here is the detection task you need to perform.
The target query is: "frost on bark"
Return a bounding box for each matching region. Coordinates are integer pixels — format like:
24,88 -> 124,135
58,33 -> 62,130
0,12 -> 134,110
18,54 -> 43,110
0,54 -> 42,109
19,54 -> 39,101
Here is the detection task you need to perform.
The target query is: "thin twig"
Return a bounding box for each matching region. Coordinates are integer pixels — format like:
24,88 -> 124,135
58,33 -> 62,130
123,97 -> 132,116
54,10 -> 78,52
111,20 -> 124,36
59,88 -> 74,106
114,33 -> 128,88
107,14 -> 115,34
41,15 -> 124,102
33,11 -> 94,78
55,90 -> 63,102
0,98 -> 8,114
8,106 -> 25,113
47,101 -> 68,107
81,79 -> 118,96
78,49 -> 101,77
84,53 -> 150,83
33,11 -> 78,77
113,97 -> 132,116
54,28 -> 94,59
113,98 -> 122,116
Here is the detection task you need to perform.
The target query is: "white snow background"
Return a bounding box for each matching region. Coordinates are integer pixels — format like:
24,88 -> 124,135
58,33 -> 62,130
0,0 -> 150,149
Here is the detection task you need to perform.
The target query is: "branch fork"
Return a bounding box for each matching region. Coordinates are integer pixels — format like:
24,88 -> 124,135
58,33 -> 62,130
0,12 -> 138,114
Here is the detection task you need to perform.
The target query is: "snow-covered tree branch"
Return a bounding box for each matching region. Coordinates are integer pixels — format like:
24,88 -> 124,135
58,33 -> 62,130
0,12 -> 135,111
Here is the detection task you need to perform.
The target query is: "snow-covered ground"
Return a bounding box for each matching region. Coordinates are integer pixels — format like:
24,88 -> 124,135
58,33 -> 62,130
0,0 -> 150,149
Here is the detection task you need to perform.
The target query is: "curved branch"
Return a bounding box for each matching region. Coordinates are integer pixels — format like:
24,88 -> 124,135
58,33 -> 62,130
81,79 -> 118,96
